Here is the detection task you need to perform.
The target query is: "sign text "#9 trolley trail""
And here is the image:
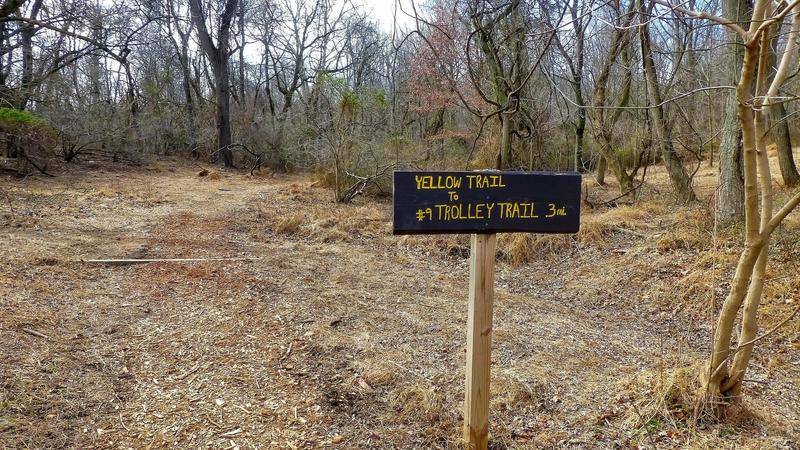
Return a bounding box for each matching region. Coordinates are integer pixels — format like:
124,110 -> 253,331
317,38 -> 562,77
393,171 -> 582,235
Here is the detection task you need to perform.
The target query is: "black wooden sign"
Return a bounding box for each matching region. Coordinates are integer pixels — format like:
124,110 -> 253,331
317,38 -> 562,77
392,171 -> 581,235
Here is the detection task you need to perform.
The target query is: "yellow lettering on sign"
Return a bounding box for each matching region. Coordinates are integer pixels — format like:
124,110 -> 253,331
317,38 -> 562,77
545,203 -> 567,217
490,175 -> 506,188
415,175 -> 463,190
473,203 -> 484,219
428,201 -> 559,221
465,174 -> 505,189
431,203 -> 503,221
495,202 -> 540,219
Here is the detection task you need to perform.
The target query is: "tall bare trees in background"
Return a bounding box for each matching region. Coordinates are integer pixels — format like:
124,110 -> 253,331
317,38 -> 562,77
541,0 -> 590,172
0,0 -> 795,204
589,1 -> 636,190
0,0 -> 795,213
0,0 -> 794,220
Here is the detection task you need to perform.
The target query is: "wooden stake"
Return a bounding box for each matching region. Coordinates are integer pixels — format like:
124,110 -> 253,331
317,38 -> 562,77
82,257 -> 258,265
464,233 -> 496,449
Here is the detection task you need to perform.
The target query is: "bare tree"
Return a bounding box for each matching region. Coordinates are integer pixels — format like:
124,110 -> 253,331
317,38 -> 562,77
715,0 -> 748,226
766,24 -> 800,187
652,0 -> 800,407
17,0 -> 42,109
541,0 -> 591,172
589,1 -> 637,191
188,0 -> 239,167
638,0 -> 697,203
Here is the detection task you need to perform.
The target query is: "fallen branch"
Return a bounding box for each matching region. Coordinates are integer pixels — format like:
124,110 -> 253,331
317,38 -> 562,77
340,164 -> 396,203
210,143 -> 263,175
83,257 -> 261,265
20,152 -> 55,177
119,413 -> 130,432
22,327 -> 48,339
219,428 -> 242,437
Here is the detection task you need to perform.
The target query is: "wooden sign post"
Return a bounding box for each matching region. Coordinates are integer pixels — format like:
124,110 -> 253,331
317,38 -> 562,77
464,232 -> 495,447
393,171 -> 581,449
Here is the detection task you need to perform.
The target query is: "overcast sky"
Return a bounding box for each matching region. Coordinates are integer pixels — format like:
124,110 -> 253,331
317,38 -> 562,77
363,0 -> 415,34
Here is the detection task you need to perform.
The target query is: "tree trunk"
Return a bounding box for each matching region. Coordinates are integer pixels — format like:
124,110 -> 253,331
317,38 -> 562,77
237,0 -> 246,106
18,22 -> 33,109
571,0 -> 587,172
589,2 -> 635,191
706,41 -> 761,400
123,60 -> 138,117
639,0 -> 697,203
762,24 -> 800,188
597,157 -> 607,185
770,102 -> 800,187
188,0 -> 238,168
87,8 -> 104,101
610,152 -> 634,192
17,0 -> 43,109
170,20 -> 194,115
722,7 -> 800,397
180,50 -> 195,153
707,1 -> 768,399
498,113 -> 512,169
215,58 -> 233,167
0,22 -> 7,92
718,94 -> 745,225
471,0 -> 522,170
574,116 -> 585,172
573,84 -> 586,171
723,32 -> 774,396
716,0 -> 750,226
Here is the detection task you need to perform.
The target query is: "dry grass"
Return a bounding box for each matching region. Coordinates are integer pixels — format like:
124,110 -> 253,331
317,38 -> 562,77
95,185 -> 118,197
275,213 -> 305,234
496,233 -> 573,266
578,201 -> 665,246
310,169 -> 336,189
615,365 -> 703,442
654,206 -> 714,252
612,357 -> 798,448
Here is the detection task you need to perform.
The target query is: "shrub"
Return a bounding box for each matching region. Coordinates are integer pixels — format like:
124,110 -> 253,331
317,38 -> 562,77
0,108 -> 58,174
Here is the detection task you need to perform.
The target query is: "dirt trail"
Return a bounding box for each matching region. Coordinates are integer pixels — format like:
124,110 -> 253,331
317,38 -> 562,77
1,167 -> 796,448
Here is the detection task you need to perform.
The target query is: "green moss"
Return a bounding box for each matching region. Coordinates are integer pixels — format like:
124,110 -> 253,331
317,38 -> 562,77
0,107 -> 44,126
0,107 -> 56,138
